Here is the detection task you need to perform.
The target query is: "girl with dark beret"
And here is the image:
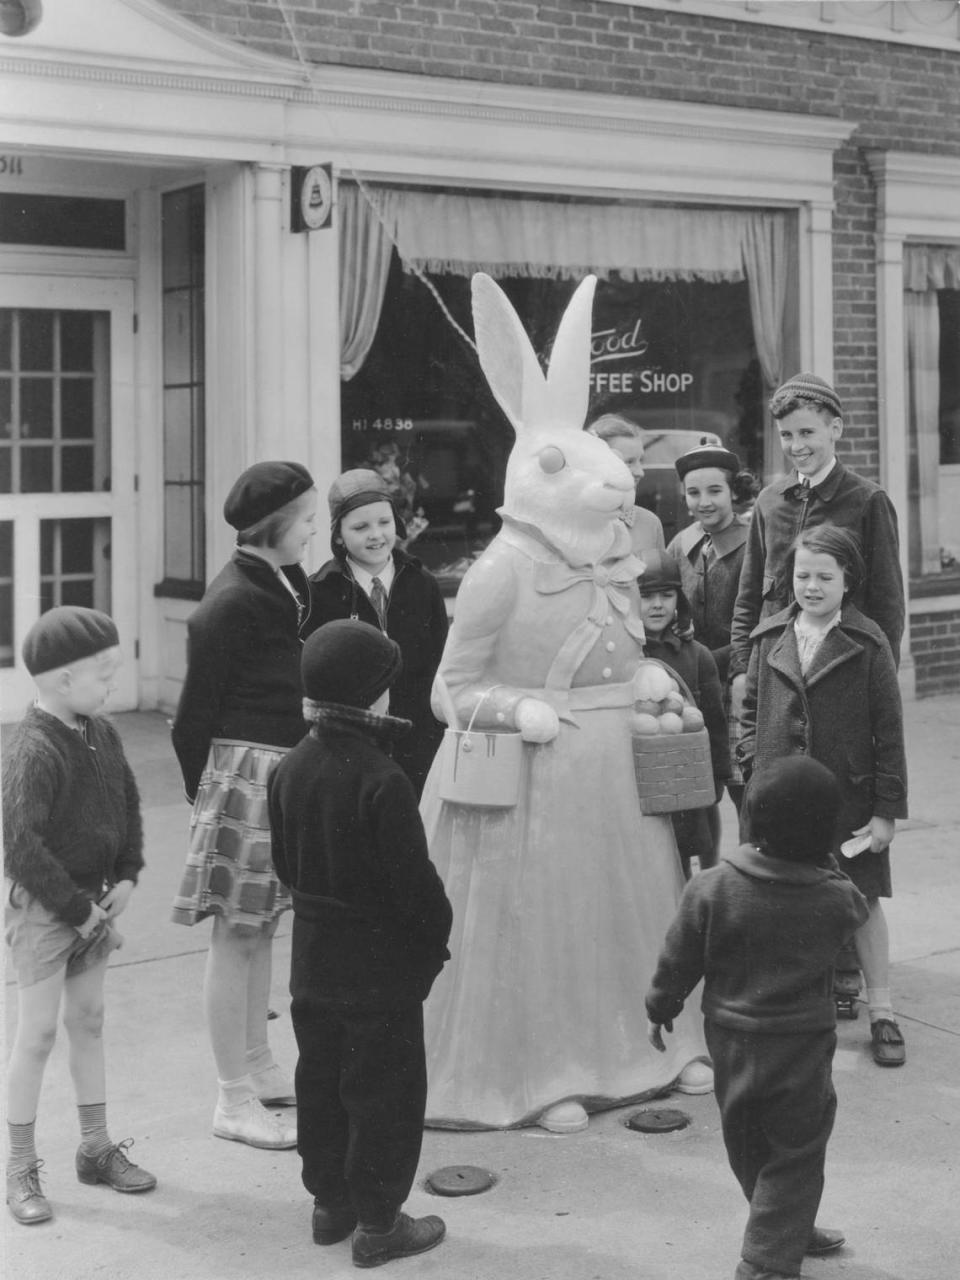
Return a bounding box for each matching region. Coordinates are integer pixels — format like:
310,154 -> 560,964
171,460 -> 317,1150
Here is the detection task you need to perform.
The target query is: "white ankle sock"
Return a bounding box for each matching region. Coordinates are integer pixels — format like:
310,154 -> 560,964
866,988 -> 894,1022
218,1075 -> 256,1109
245,1044 -> 274,1076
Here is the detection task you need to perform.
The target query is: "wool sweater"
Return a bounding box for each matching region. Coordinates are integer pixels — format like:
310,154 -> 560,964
306,547 -> 448,796
645,844 -> 868,1035
2,705 -> 144,927
729,462 -> 904,677
172,548 -> 312,802
268,705 -> 452,1005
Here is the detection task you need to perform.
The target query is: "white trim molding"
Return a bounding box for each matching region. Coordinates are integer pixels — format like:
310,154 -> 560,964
868,149 -> 960,701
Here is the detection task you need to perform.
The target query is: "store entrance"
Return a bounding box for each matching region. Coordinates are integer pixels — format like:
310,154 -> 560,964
0,276 -> 137,721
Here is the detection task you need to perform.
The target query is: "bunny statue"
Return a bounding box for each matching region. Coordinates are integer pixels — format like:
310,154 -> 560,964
420,274 -> 712,1132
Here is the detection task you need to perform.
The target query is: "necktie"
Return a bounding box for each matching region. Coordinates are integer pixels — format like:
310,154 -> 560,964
370,576 -> 388,630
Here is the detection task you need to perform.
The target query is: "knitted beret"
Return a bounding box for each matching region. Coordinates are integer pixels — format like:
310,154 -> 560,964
223,461 -> 315,532
770,372 -> 843,421
675,443 -> 742,481
744,756 -> 841,862
23,606 -> 119,676
301,618 -> 403,709
328,468 -> 407,541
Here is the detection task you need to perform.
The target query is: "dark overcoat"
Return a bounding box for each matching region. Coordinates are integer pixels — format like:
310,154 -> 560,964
738,602 -> 907,849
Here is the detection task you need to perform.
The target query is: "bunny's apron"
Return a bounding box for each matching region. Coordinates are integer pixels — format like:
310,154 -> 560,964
420,529 -> 708,1129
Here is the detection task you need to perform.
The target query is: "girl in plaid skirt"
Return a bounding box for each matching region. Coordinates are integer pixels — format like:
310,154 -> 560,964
171,462 -> 317,1150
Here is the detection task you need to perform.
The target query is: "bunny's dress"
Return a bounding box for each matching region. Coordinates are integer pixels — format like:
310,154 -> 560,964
421,515 -> 709,1128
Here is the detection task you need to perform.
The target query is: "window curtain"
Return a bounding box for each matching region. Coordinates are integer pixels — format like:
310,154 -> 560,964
339,186 -> 793,408
904,275 -> 943,576
903,243 -> 960,575
339,184 -> 400,381
740,212 -> 794,476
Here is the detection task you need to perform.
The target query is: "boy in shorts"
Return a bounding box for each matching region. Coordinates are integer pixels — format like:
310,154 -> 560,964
3,606 -> 156,1225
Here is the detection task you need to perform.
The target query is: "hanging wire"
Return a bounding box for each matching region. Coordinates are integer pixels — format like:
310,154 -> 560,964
273,0 -> 477,355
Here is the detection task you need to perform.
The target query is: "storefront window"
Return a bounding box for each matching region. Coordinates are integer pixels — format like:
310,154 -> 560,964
341,249 -> 766,585
904,244 -> 960,583
157,184 -> 205,597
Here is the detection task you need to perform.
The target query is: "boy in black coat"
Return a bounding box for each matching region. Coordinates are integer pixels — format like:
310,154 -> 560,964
268,619 -> 452,1268
645,757 -> 869,1280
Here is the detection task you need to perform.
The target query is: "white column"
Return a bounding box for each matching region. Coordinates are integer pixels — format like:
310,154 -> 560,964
875,230 -> 915,698
806,201 -> 836,382
306,185 -> 343,501
252,162 -> 288,458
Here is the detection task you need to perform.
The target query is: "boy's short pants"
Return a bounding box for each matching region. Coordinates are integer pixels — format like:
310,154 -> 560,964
4,886 -> 123,988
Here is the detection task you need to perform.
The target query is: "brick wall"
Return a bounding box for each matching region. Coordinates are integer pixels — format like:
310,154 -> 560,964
911,610 -> 960,698
159,1 -> 960,694
160,1 -> 960,479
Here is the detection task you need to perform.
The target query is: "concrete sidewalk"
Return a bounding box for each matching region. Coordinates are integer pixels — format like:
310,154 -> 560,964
3,697 -> 960,1280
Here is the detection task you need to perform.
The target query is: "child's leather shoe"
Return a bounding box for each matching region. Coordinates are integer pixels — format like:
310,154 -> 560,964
806,1225 -> 845,1254
76,1140 -> 157,1192
871,1018 -> 906,1066
6,1161 -> 52,1224
352,1212 -> 446,1268
312,1200 -> 357,1245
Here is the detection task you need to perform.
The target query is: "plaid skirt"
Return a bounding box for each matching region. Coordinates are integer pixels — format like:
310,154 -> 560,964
171,740 -> 291,929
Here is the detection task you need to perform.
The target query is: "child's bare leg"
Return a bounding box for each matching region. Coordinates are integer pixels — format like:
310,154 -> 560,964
853,899 -> 887,989
62,957 -> 108,1108
206,915 -> 296,1146
7,969 -> 65,1130
6,971 -> 64,1223
852,898 -> 905,1065
204,915 -> 262,1082
243,919 -> 295,1104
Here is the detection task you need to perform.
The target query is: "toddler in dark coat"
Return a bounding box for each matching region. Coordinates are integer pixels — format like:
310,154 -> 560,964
268,619 -> 452,1268
638,550 -> 731,876
646,757 -> 869,1280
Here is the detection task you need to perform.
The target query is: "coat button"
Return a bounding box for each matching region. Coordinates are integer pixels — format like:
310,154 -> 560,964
606,640 -> 616,652
602,667 -> 613,679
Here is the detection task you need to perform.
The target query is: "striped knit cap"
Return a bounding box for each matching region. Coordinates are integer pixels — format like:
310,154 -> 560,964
770,372 -> 842,421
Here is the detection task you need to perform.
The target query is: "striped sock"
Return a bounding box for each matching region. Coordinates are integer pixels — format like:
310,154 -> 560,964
7,1120 -> 38,1173
77,1102 -> 113,1158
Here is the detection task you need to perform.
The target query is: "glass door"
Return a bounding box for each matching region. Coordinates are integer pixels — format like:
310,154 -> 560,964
0,277 -> 137,719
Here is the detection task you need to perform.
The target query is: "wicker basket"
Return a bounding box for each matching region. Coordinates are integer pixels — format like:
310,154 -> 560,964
631,727 -> 715,815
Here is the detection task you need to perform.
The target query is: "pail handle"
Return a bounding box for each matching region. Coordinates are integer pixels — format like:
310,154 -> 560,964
435,675 -> 505,735
465,685 -> 504,735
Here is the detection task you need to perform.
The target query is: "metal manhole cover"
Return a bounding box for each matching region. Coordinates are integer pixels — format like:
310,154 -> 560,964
426,1165 -> 496,1196
625,1107 -> 691,1133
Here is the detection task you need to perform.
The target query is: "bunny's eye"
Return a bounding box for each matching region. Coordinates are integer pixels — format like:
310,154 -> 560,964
538,446 -> 566,475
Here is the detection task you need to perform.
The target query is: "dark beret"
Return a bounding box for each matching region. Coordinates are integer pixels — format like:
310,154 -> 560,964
23,606 -> 120,676
223,461 -> 315,531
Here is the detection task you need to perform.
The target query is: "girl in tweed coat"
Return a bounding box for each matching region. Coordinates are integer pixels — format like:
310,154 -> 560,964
738,524 -> 908,1068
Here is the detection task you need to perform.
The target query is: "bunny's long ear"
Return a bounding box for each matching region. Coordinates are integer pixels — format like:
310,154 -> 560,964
545,274 -> 596,432
472,273 -> 548,433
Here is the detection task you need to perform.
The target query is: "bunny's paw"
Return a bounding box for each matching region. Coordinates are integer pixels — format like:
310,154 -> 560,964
515,698 -> 560,744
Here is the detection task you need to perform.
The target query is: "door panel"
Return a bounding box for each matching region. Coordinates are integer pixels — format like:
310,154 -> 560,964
0,276 -> 136,720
